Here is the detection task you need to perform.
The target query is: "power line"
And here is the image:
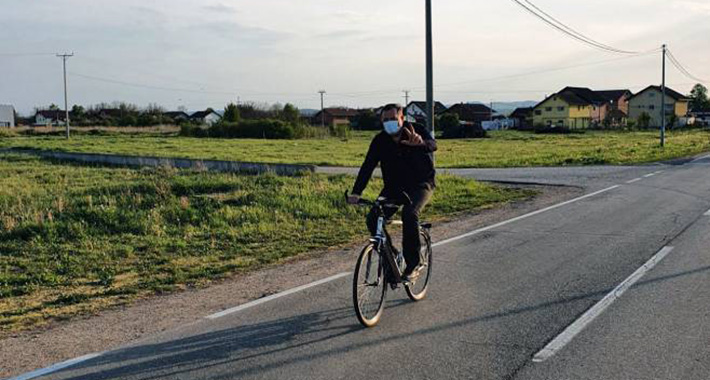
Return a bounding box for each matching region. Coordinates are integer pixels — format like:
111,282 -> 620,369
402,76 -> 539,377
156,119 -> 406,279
0,52 -> 56,57
665,49 -> 709,84
510,0 -> 655,55
68,71 -> 316,97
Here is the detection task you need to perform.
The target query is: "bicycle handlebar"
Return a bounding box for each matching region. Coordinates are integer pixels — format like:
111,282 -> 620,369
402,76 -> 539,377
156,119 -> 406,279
344,190 -> 411,207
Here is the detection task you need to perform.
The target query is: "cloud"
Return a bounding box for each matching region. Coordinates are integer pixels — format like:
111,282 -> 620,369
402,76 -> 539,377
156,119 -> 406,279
203,3 -> 238,14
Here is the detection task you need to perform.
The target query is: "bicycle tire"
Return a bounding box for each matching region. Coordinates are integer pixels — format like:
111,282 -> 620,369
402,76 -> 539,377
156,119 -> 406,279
353,243 -> 387,327
405,229 -> 432,301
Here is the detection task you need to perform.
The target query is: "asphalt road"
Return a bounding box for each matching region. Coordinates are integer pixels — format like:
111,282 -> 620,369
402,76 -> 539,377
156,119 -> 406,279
27,157 -> 710,380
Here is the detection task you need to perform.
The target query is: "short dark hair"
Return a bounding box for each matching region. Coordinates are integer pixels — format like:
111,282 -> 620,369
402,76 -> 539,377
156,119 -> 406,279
381,103 -> 404,114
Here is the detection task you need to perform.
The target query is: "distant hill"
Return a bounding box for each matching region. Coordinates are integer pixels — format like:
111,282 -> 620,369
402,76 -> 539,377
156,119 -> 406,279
466,101 -> 538,116
299,109 -> 319,117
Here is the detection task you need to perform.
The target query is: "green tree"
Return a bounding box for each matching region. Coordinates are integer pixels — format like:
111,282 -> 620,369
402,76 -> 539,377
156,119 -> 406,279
223,103 -> 241,123
355,109 -> 380,130
439,113 -> 461,138
637,112 -> 651,129
689,83 -> 710,111
71,105 -> 86,126
282,103 -> 300,124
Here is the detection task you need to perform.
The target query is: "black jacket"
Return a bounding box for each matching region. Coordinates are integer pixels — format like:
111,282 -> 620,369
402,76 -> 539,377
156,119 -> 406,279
352,122 -> 437,196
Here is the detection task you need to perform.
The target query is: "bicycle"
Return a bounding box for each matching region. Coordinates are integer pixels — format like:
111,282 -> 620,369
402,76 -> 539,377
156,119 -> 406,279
346,191 -> 433,327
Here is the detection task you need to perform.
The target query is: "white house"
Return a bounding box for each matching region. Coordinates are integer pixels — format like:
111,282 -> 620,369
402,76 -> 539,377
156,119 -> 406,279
34,110 -> 66,126
405,101 -> 447,125
0,105 -> 15,127
190,109 -> 222,126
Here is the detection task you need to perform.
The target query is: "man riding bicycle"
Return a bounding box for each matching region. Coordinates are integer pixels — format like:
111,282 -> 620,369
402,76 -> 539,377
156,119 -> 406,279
347,103 -> 437,283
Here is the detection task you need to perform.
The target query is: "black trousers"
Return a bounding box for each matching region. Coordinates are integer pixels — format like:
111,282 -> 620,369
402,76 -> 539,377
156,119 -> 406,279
366,184 -> 434,272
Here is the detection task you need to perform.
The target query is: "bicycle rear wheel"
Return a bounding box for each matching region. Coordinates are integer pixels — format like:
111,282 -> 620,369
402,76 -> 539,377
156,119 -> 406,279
353,244 -> 387,327
405,230 -> 432,301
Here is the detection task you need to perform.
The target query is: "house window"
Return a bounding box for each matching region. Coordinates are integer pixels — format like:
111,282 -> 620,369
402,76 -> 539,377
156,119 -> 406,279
557,106 -> 565,111
545,107 -> 552,112
649,92 -> 655,97
534,110 -> 542,116
649,105 -> 655,110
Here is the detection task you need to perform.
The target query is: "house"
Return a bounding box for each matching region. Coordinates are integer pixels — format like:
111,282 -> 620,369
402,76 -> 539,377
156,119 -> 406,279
0,105 -> 15,127
689,107 -> 710,126
532,87 -> 607,129
510,107 -> 533,129
312,108 -> 359,127
190,109 -> 222,126
594,89 -> 632,126
163,111 -> 190,122
405,101 -> 447,125
444,103 -> 496,126
34,109 -> 67,126
627,86 -> 690,128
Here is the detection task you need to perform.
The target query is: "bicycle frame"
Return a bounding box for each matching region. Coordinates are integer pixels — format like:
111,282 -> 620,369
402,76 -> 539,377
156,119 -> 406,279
369,205 -> 406,286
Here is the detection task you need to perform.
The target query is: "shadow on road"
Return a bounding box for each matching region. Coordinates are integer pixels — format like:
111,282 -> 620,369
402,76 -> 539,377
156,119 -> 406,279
52,264 -> 710,379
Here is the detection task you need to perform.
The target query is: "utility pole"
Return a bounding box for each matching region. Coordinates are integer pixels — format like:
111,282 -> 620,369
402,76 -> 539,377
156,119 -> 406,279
57,53 -> 73,139
425,0 -> 434,136
318,90 -> 326,128
660,44 -> 666,147
403,90 -> 410,106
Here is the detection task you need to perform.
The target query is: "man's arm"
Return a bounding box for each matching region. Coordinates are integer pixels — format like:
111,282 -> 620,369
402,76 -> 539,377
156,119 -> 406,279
351,137 -> 380,196
418,124 -> 438,152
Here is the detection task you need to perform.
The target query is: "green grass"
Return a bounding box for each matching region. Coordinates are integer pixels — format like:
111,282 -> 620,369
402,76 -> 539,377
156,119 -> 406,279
1,129 -> 709,167
0,153 -> 531,332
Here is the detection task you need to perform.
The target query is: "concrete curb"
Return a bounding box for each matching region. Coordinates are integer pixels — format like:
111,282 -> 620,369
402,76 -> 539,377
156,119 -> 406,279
3,148 -> 316,176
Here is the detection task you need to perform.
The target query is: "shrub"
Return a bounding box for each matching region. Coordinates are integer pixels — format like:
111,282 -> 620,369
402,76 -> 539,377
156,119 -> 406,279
208,119 -> 295,139
0,129 -> 18,138
533,124 -> 573,134
329,123 -> 351,139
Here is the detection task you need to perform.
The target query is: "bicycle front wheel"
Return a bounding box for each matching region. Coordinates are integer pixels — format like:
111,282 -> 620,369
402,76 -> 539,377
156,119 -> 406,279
405,230 -> 432,301
353,243 -> 387,327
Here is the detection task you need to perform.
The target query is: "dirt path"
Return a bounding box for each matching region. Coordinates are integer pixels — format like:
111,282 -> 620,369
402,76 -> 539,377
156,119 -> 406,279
1,185 -> 580,378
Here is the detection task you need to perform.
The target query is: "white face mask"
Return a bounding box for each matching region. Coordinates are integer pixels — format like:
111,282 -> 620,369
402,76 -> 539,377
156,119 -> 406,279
383,120 -> 401,135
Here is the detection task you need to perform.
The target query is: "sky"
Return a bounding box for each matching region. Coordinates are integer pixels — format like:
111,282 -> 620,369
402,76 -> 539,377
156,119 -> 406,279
1,0 -> 709,115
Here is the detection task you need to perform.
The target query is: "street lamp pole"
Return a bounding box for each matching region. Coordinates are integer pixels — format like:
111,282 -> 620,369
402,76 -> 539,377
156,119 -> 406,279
425,0 -> 434,136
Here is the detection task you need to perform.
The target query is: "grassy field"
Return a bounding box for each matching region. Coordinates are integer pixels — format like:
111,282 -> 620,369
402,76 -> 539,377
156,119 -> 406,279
0,153 -> 531,333
1,129 -> 709,167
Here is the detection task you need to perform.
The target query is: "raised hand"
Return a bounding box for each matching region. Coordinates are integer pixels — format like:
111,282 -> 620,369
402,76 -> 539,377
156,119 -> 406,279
401,125 -> 424,146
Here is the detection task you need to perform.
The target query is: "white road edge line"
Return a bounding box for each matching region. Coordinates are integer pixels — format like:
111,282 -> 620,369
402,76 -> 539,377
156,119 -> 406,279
626,178 -> 642,184
691,154 -> 710,162
206,272 -> 351,320
7,184 -> 624,380
8,353 -> 103,380
533,246 -> 675,363
643,173 -> 656,178
704,209 -> 710,216
432,185 -> 620,248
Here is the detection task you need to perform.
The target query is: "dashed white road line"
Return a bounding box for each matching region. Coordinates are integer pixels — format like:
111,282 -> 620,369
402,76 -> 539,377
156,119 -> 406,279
704,209 -> 710,217
626,178 -> 642,184
205,272 -> 351,320
643,173 -> 656,178
8,353 -> 104,380
533,246 -> 675,363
